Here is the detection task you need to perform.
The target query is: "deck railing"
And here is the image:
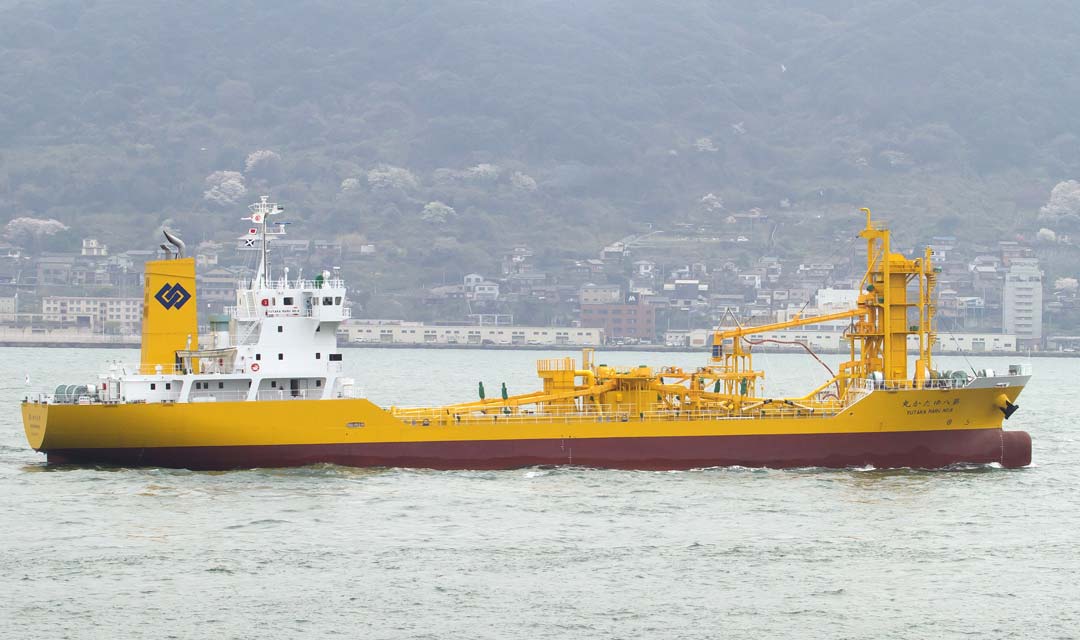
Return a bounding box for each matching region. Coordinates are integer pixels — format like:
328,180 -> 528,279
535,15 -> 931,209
845,376 -> 969,392
390,401 -> 838,426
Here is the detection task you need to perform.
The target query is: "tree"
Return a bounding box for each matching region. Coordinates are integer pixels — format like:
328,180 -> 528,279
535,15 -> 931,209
367,165 -> 419,191
1041,180 -> 1080,220
420,201 -> 455,224
511,171 -> 538,191
244,149 -> 282,182
1054,277 -> 1078,292
1037,228 -> 1057,243
203,171 -> 246,207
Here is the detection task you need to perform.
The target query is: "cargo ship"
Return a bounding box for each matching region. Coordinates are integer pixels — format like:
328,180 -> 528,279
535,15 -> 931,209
21,200 -> 1032,470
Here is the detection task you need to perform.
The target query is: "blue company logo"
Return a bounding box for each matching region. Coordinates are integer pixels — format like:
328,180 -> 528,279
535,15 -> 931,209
155,282 -> 191,310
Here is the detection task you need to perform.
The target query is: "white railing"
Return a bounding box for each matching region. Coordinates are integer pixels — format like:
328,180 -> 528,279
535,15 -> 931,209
238,278 -> 347,291
392,407 -> 836,427
227,303 -> 352,321
109,363 -> 186,376
846,376 -> 969,392
29,386 -> 364,406
391,401 -> 837,426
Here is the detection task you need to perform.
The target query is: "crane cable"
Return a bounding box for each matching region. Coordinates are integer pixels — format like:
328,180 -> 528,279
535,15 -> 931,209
740,336 -> 839,398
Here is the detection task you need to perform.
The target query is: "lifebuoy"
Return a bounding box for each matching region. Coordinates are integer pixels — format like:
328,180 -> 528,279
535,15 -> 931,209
251,363 -> 260,372
261,298 -> 270,307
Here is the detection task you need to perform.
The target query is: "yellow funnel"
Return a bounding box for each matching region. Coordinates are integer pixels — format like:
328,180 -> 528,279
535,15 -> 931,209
140,258 -> 198,373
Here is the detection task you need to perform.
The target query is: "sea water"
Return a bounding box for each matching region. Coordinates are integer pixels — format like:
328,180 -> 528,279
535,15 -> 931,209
1,347 -> 1077,639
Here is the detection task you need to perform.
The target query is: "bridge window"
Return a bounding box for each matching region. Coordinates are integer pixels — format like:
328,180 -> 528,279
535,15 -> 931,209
329,354 -> 342,361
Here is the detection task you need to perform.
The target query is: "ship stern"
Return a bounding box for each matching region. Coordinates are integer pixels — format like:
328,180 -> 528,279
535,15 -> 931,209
21,402 -> 49,451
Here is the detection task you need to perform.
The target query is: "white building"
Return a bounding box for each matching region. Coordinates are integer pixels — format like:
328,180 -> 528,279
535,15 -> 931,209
42,296 -> 143,331
463,274 -> 500,301
1002,258 -> 1043,345
664,329 -> 711,347
471,281 -> 500,301
0,295 -> 16,323
81,238 -> 108,257
815,288 -> 859,309
633,260 -> 656,277
580,284 -> 622,305
340,321 -> 603,347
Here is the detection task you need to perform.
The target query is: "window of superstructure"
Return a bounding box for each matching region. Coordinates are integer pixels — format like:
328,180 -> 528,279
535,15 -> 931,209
165,383 -> 172,390
329,354 -> 342,361
256,353 -> 262,360
335,297 -> 342,305
283,297 -> 294,305
150,383 -> 156,390
315,353 -> 321,359
271,381 -> 277,388
278,353 -> 284,360
277,325 -> 283,333
316,380 -> 322,387
218,382 -> 224,389
323,297 -> 333,305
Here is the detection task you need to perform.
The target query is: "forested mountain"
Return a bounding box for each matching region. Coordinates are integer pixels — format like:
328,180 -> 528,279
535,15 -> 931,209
2,0 -> 1080,275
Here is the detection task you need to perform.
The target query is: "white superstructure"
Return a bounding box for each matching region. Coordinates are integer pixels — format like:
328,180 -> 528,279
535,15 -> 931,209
47,197 -> 356,406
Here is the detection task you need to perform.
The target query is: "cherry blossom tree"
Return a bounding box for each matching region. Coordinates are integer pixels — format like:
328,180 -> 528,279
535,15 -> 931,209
420,201 -> 455,223
203,171 -> 246,206
1041,180 -> 1080,219
511,171 -> 538,191
367,165 -> 419,191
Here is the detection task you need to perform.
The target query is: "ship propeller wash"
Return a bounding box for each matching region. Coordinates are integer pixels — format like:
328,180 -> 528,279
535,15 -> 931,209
22,203 -> 1031,470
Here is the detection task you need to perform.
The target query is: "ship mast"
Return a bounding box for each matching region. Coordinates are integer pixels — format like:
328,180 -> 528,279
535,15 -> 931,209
244,196 -> 286,287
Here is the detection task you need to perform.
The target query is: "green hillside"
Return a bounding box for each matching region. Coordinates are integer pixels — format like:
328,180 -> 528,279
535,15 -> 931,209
2,0 -> 1079,274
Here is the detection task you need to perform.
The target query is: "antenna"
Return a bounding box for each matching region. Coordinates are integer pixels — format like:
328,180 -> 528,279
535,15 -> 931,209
244,196 -> 286,286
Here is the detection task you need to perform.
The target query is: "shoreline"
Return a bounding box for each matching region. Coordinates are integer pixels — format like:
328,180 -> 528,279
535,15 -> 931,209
0,339 -> 1057,357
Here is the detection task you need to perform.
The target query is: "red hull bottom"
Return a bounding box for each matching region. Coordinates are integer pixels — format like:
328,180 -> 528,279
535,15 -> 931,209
44,428 -> 1032,470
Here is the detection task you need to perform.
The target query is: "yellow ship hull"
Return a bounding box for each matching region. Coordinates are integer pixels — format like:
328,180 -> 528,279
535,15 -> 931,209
21,383 -> 1031,470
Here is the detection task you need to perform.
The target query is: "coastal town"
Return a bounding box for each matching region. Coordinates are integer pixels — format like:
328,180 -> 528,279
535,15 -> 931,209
0,210 -> 1068,354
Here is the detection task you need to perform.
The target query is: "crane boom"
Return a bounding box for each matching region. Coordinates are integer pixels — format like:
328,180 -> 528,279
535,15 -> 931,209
712,307 -> 869,344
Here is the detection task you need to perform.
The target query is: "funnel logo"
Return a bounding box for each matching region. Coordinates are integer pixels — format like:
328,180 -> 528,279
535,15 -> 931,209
155,282 -> 191,310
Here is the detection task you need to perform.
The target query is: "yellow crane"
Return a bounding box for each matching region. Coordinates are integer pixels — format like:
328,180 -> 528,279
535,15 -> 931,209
393,208 -> 940,424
